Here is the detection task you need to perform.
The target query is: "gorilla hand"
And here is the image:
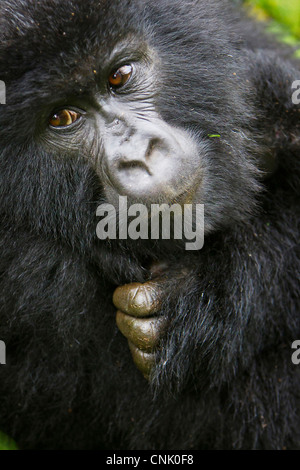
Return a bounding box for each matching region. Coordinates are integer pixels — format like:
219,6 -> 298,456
113,280 -> 167,380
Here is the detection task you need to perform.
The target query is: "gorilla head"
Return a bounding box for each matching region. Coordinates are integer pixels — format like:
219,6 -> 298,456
0,0 -> 264,247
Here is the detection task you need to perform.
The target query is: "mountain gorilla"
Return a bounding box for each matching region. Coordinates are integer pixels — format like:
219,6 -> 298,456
0,0 -> 300,450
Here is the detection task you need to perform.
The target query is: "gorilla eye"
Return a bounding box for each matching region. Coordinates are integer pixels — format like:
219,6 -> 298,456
108,65 -> 133,89
49,109 -> 81,128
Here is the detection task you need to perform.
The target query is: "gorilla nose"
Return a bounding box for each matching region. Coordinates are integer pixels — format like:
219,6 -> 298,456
105,138 -> 162,196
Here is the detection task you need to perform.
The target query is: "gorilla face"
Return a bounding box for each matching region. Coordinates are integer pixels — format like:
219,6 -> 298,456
45,48 -> 201,207
0,0 -> 261,245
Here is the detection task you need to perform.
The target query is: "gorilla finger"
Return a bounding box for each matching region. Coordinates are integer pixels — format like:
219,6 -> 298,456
116,311 -> 166,352
113,281 -> 162,317
128,341 -> 156,380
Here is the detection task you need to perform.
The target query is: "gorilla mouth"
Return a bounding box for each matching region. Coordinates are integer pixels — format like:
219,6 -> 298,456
118,160 -> 153,176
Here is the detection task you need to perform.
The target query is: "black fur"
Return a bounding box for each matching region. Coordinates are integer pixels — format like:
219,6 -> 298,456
0,0 -> 299,449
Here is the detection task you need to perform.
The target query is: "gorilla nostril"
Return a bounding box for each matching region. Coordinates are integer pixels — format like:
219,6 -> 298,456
145,138 -> 161,160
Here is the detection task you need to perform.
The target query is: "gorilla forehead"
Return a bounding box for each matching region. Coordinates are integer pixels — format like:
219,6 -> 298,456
0,0 -> 230,65
1,0 -> 139,41
0,0 -> 146,78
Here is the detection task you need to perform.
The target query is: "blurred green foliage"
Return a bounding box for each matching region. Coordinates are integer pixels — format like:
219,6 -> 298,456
245,0 -> 300,56
0,431 -> 18,450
